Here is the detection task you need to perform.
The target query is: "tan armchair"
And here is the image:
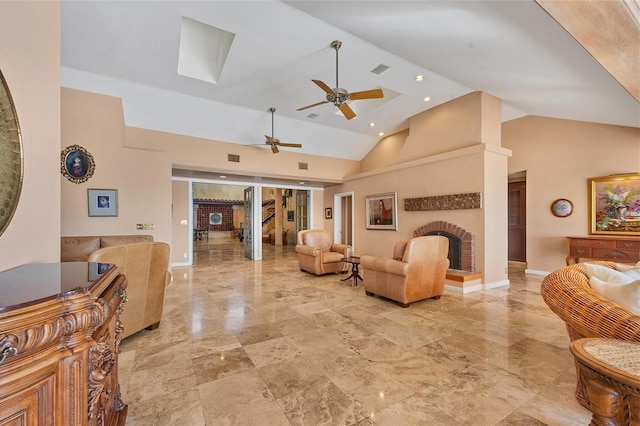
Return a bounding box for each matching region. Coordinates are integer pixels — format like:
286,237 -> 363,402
360,236 -> 449,307
88,242 -> 171,339
295,229 -> 352,276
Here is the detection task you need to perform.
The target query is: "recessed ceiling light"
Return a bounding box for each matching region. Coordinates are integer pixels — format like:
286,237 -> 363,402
423,96 -> 431,102
369,122 -> 375,127
378,132 -> 384,136
415,75 -> 424,81
219,175 -> 226,178
299,182 -> 305,185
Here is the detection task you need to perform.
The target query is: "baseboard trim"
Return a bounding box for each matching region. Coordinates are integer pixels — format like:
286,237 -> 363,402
445,283 -> 483,294
525,269 -> 550,276
483,279 -> 510,290
445,276 -> 509,294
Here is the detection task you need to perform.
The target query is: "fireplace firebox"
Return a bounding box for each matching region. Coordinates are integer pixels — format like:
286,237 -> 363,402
414,221 -> 475,272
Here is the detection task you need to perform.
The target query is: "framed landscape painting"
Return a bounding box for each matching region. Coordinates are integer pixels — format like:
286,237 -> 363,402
589,173 -> 640,235
366,192 -> 398,230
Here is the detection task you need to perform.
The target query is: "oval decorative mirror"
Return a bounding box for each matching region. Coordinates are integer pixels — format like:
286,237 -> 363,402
0,68 -> 23,237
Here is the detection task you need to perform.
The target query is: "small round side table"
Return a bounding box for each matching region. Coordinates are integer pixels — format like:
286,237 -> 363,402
570,338 -> 640,425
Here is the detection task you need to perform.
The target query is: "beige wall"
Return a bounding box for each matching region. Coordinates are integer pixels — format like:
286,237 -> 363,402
61,89 -> 173,245
503,116 -> 640,273
171,180 -> 190,265
60,89 -> 342,261
0,1 -> 61,271
325,92 -> 511,286
125,127 -> 360,183
360,129 -> 409,172
396,92 -> 500,164
482,148 -> 510,283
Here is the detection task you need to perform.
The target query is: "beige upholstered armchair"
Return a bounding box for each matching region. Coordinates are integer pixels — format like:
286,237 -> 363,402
88,242 -> 171,339
360,236 -> 449,307
295,229 -> 352,276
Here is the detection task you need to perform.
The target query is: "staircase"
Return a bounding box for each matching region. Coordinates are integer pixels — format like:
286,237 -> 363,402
262,200 -> 275,227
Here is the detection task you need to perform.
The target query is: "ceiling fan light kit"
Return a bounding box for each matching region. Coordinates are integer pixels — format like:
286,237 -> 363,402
297,40 -> 384,120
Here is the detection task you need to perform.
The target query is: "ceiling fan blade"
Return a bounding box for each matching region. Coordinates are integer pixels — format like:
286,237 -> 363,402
338,103 -> 356,120
271,144 -> 279,154
265,135 -> 275,143
278,143 -> 302,148
312,79 -> 334,95
296,100 -> 328,111
349,88 -> 384,100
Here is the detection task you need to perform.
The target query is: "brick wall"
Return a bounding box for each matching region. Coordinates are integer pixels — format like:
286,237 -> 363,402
195,204 -> 235,231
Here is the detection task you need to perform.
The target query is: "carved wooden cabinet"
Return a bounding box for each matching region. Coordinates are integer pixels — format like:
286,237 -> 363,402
0,262 -> 128,425
566,236 -> 640,265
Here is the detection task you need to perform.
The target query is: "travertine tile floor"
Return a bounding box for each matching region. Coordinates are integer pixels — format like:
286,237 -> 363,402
119,239 -> 592,425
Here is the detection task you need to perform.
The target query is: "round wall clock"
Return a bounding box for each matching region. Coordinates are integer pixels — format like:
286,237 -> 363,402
551,198 -> 574,217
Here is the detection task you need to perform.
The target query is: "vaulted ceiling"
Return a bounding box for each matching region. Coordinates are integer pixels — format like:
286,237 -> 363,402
61,1 -> 640,162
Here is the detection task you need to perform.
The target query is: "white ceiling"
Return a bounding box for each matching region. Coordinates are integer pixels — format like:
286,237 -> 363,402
60,1 -> 640,162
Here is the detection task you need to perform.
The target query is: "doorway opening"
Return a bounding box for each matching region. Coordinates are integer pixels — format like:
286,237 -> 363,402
508,172 -> 527,267
333,192 -> 354,247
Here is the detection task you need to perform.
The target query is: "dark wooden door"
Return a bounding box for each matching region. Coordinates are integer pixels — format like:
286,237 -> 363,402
508,181 -> 526,262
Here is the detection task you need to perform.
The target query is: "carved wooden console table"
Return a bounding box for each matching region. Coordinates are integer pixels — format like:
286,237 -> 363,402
566,236 -> 640,265
0,262 -> 128,425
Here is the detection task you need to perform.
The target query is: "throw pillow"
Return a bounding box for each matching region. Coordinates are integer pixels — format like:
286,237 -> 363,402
615,262 -> 640,279
584,263 -> 637,284
589,276 -> 640,315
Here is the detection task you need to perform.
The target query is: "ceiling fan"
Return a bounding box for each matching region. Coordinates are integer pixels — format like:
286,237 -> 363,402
297,40 -> 384,120
264,107 -> 302,154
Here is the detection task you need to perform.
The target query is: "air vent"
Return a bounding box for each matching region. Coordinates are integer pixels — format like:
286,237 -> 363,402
307,113 -> 319,119
371,63 -> 390,75
298,162 -> 308,170
228,154 -> 240,163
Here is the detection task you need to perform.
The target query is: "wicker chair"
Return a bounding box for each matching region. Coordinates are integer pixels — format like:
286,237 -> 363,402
541,261 -> 640,408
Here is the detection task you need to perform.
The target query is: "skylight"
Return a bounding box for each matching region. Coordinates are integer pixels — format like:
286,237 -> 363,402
177,17 -> 235,84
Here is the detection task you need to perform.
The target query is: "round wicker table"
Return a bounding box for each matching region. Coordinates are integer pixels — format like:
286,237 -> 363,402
570,338 -> 640,425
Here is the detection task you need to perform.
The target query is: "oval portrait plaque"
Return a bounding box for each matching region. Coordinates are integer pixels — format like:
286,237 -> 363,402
61,144 -> 95,184
0,69 -> 23,237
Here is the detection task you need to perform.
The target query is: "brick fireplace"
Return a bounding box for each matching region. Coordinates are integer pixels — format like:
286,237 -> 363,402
413,221 -> 475,272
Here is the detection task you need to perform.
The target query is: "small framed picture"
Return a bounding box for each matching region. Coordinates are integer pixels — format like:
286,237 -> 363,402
366,192 -> 398,230
287,210 -> 294,222
61,145 -> 95,184
88,188 -> 118,217
88,262 -> 114,281
325,207 -> 332,220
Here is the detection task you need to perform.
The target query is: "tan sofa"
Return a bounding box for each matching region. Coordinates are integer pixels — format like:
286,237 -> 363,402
88,242 -> 171,339
360,236 -> 449,307
295,229 -> 352,276
61,235 -> 153,262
